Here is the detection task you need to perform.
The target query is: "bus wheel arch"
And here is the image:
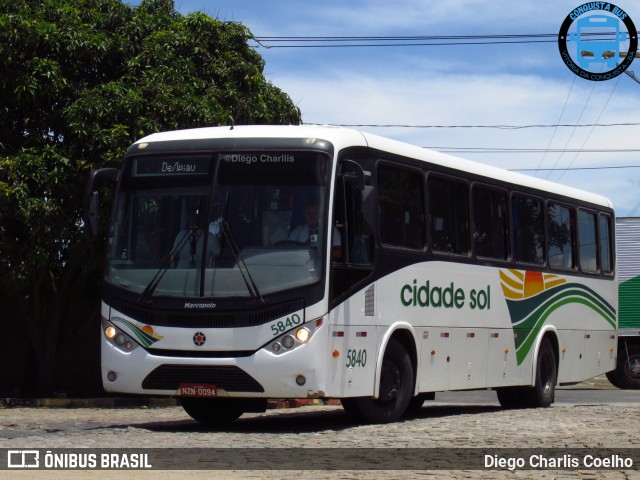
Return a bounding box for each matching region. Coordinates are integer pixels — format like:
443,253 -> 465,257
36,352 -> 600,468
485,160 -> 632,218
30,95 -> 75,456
531,333 -> 559,407
497,331 -> 558,409
381,328 -> 418,392
613,340 -> 640,389
341,328 -> 417,423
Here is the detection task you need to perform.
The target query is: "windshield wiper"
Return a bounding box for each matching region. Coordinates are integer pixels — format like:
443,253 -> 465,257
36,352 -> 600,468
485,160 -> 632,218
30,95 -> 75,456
219,219 -> 265,305
139,226 -> 196,304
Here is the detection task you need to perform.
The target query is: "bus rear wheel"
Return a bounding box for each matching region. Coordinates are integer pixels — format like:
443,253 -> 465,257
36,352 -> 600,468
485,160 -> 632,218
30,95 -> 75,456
497,337 -> 557,408
615,343 -> 640,389
180,397 -> 246,424
341,337 -> 414,423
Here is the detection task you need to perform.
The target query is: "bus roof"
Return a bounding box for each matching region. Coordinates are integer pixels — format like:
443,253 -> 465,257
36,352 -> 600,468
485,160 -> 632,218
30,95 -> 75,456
135,125 -> 613,209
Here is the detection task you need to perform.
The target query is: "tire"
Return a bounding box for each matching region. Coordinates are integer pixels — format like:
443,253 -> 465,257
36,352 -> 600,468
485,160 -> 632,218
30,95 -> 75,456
615,342 -> 640,389
497,337 -> 557,409
527,337 -> 557,407
407,392 -> 435,413
341,337 -> 414,423
181,397 -> 245,424
606,370 -> 623,389
496,386 -> 524,409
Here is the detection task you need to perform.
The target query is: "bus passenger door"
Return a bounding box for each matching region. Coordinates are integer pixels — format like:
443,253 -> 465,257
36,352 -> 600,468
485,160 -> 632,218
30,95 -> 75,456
328,160 -> 377,396
330,160 -> 375,302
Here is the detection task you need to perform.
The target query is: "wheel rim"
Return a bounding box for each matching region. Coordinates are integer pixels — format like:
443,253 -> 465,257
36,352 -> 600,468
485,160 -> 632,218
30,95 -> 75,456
540,351 -> 554,395
379,358 -> 401,402
626,355 -> 640,379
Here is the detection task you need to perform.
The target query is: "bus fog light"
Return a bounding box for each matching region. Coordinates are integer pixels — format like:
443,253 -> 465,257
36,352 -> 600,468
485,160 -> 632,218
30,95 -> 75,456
282,336 -> 295,349
272,342 -> 282,352
296,375 -> 306,386
295,328 -> 310,343
114,333 -> 126,346
107,371 -> 117,382
104,326 -> 117,339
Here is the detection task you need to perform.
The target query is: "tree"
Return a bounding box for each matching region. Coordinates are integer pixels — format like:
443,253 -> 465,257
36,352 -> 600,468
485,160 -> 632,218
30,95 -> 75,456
0,0 -> 301,395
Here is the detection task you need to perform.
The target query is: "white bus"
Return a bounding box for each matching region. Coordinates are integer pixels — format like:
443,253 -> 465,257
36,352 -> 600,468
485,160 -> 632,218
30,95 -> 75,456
86,125 -> 617,423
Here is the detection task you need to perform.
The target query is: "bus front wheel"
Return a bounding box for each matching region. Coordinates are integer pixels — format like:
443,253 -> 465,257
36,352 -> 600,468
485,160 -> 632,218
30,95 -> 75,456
180,397 -> 245,424
341,337 -> 414,423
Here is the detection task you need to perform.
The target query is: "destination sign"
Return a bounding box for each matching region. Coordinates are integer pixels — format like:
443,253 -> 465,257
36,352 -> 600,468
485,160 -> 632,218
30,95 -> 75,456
134,156 -> 211,177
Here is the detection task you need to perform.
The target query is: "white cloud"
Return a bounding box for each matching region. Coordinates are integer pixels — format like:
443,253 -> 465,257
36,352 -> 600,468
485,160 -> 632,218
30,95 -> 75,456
174,0 -> 640,214
274,67 -> 640,213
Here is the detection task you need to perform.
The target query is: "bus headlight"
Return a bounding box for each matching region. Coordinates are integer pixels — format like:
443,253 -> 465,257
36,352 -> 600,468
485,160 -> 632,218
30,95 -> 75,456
282,335 -> 295,349
295,327 -> 310,343
265,318 -> 323,356
105,325 -> 117,340
102,319 -> 139,353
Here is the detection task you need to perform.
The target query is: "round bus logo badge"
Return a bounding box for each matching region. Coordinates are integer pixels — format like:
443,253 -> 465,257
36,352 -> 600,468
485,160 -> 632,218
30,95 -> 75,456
558,3 -> 638,81
193,332 -> 206,346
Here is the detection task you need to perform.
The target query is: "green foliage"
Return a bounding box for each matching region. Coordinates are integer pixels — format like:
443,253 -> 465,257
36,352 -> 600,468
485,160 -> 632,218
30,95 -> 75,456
0,0 -> 301,395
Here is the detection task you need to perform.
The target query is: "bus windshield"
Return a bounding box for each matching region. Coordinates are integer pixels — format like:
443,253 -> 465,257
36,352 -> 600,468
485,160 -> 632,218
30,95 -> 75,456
106,151 -> 331,299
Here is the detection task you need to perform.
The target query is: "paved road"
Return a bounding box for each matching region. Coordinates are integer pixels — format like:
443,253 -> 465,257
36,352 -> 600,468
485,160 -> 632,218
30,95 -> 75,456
1,385 -> 639,479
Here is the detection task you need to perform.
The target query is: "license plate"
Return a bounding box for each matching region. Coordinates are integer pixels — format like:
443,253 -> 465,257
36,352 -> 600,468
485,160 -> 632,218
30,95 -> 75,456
178,383 -> 217,398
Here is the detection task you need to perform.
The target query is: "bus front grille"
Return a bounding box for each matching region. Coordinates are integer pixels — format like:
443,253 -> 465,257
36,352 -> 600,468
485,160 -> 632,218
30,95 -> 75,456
141,365 -> 264,393
111,298 -> 304,329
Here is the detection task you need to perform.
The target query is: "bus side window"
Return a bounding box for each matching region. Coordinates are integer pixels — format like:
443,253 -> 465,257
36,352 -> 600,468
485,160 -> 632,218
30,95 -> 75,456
472,186 -> 509,260
342,176 -> 373,266
599,214 -> 613,275
547,203 -> 576,270
512,194 -> 545,265
428,175 -> 469,255
578,209 -> 598,273
378,164 -> 425,250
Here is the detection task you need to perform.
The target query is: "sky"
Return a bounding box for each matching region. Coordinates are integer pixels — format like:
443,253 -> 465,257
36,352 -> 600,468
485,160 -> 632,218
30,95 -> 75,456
144,0 -> 640,216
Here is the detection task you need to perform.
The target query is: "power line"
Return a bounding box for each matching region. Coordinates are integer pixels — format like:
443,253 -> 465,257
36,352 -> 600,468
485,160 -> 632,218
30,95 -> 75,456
510,165 -> 640,171
431,147 -> 640,153
253,33 -> 559,48
555,72 -> 622,181
534,75 -> 577,176
305,122 -> 640,129
544,73 -> 600,179
252,32 -> 636,48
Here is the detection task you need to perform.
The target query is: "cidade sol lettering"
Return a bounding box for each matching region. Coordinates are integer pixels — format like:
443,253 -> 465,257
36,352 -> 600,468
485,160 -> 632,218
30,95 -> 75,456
400,280 -> 490,310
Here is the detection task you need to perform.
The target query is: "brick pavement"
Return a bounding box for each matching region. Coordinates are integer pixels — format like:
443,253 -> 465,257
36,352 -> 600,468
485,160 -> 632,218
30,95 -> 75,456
0,390 -> 638,479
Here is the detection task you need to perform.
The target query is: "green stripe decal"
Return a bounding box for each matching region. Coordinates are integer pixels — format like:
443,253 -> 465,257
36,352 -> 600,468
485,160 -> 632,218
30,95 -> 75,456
501,272 -> 616,365
111,317 -> 162,348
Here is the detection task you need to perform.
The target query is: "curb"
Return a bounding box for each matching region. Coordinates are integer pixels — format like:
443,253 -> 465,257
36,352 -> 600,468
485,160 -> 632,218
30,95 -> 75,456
1,397 -> 343,410
1,376 -> 615,409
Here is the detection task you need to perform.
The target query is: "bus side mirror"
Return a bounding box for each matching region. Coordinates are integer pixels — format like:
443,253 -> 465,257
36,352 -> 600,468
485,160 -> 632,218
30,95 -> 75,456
87,191 -> 100,237
361,185 -> 376,235
84,168 -> 119,237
